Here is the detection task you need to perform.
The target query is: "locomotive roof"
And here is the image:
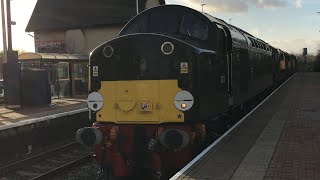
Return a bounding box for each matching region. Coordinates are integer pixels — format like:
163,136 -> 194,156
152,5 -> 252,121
203,13 -> 272,50
26,0 -> 165,32
203,12 -> 294,54
119,4 -> 217,49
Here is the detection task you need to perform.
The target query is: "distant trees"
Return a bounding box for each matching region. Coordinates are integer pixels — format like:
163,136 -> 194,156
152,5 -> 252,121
294,53 -> 315,63
316,45 -> 320,61
314,46 -> 320,72
17,49 -> 26,55
65,38 -> 76,54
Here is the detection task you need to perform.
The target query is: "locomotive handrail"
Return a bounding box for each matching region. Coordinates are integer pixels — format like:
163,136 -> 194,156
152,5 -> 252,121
196,49 -> 216,55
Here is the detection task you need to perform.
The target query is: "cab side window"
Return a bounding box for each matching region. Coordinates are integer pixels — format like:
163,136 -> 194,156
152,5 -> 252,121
180,14 -> 208,40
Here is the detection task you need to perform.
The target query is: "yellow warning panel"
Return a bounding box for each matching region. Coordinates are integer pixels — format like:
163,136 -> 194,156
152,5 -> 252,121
97,80 -> 184,124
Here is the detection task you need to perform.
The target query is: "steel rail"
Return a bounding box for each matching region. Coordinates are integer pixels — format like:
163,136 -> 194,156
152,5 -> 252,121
0,141 -> 80,176
30,154 -> 92,180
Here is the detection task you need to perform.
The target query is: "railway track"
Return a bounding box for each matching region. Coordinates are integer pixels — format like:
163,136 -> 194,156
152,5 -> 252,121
0,141 -> 92,180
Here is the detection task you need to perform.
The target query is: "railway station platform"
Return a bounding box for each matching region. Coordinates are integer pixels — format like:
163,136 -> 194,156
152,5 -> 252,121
172,72 -> 320,180
0,98 -> 87,131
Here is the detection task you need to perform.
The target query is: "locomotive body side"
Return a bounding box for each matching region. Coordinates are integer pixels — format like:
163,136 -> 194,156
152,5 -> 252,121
278,50 -> 287,80
205,16 -> 273,108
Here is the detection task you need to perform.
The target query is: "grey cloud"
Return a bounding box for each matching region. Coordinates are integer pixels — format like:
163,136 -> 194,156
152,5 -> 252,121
184,0 -> 248,13
248,0 -> 287,9
183,0 -> 287,13
207,0 -> 248,12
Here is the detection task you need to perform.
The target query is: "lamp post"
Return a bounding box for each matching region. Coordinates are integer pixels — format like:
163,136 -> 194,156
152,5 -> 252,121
136,0 -> 139,14
1,0 -> 7,63
6,0 -> 12,51
2,0 -> 21,109
201,4 -> 206,13
318,12 -> 320,32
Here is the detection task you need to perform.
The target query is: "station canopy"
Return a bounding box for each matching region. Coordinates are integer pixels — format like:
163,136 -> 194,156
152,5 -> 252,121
26,0 -> 166,32
18,52 -> 88,62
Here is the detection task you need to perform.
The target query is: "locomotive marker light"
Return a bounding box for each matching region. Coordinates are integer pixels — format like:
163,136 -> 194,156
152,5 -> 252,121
87,92 -> 104,111
174,91 -> 194,111
103,45 -> 114,58
181,103 -> 187,109
161,42 -> 174,55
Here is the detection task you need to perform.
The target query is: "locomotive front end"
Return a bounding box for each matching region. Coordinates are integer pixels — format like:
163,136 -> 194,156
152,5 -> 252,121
89,35 -> 195,125
77,34 -> 206,179
76,5 -> 219,179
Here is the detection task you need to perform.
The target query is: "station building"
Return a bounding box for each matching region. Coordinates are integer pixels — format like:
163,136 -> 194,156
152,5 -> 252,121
22,0 -> 165,98
26,0 -> 165,54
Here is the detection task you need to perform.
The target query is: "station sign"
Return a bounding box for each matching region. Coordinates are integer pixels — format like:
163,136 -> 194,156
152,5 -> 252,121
35,40 -> 65,47
35,40 -> 66,53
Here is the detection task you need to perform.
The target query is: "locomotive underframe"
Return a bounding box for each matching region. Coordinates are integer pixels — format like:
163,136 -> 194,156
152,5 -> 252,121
93,122 -> 206,179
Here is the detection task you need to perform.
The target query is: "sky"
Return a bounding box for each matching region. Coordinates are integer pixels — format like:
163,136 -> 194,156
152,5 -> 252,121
1,0 -> 320,55
166,0 -> 320,55
4,0 -> 37,52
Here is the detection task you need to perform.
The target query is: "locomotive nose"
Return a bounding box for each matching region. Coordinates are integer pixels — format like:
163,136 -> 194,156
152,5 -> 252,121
88,34 -> 200,124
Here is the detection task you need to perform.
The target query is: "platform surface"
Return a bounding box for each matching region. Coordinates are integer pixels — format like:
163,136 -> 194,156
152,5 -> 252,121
175,72 -> 320,180
0,98 -> 87,130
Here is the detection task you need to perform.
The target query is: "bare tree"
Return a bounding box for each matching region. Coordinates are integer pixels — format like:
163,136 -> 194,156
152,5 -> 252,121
314,45 -> 320,71
17,49 -> 26,55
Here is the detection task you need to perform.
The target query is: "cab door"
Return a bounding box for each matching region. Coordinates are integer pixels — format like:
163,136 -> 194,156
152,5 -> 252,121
198,27 -> 229,117
221,25 -> 233,106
